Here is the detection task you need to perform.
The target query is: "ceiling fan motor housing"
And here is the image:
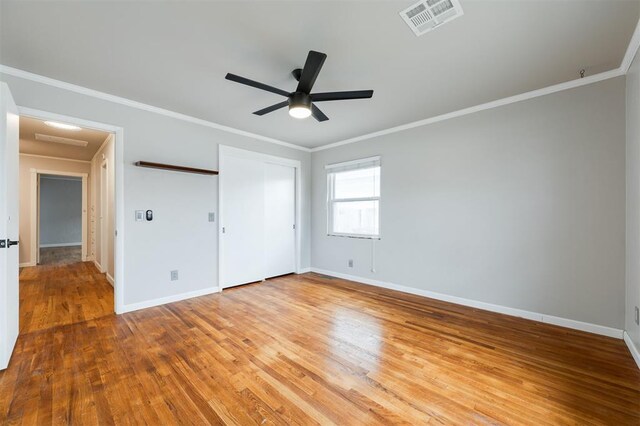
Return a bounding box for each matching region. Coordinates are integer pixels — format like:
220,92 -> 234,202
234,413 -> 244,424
289,92 -> 311,109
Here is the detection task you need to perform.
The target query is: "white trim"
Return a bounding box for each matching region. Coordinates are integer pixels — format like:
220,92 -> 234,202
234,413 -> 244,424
106,273 -> 114,287
39,242 -> 81,248
621,19 -> 640,74
325,156 -> 381,170
30,169 -> 88,263
120,286 -> 220,314
3,16 -> 640,156
93,259 -> 103,274
218,145 -> 303,289
19,153 -> 91,164
1,65 -> 309,153
311,69 -> 623,152
297,267 -> 311,274
99,158 -> 109,275
20,107 -> 125,314
310,268 -> 624,339
624,331 -> 640,369
19,262 -> 35,268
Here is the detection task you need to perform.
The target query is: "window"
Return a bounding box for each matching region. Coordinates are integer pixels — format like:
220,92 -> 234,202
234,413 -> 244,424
326,156 -> 380,238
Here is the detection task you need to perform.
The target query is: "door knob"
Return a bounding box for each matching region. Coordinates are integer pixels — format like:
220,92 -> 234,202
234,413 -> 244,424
7,239 -> 19,247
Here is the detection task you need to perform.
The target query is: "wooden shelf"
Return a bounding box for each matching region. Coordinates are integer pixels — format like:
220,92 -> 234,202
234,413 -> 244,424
134,161 -> 218,175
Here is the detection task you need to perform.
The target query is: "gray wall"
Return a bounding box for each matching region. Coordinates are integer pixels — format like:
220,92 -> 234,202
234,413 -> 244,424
39,176 -> 82,246
627,51 -> 640,349
1,71 -> 311,308
311,77 -> 626,329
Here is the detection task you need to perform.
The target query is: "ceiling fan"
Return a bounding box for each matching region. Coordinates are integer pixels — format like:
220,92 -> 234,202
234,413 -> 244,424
225,50 -> 374,122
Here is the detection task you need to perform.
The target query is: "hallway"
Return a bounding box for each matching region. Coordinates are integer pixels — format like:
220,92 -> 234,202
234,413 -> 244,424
19,262 -> 114,334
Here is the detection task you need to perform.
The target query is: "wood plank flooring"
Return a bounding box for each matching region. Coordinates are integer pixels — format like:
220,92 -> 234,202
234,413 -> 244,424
1,268 -> 639,424
19,262 -> 114,334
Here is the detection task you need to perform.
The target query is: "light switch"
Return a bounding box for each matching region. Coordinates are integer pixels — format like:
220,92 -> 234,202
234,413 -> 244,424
135,210 -> 144,222
208,212 -> 215,222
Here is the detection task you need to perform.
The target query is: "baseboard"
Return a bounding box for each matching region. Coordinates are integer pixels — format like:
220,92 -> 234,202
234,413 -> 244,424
19,261 -> 36,267
624,331 -> 640,369
106,273 -> 114,287
120,286 -> 220,314
297,267 -> 312,274
309,268 -> 624,339
39,242 -> 82,248
93,260 -> 103,273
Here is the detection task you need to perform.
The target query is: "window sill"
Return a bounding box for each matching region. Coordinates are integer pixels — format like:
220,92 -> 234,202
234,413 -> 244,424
327,234 -> 381,240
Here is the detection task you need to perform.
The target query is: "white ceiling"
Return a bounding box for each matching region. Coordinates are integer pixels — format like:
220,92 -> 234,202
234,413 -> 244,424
20,116 -> 110,161
1,1 -> 638,149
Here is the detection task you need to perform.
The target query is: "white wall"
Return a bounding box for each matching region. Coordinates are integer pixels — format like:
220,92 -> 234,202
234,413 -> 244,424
18,154 -> 91,265
91,134 -> 115,279
311,77 -> 626,330
2,72 -> 311,309
39,176 -> 82,246
626,50 -> 640,352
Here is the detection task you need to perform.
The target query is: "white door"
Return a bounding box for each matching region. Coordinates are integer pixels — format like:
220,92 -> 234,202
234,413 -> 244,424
100,160 -> 108,272
0,83 -> 20,370
221,154 -> 265,288
264,163 -> 296,278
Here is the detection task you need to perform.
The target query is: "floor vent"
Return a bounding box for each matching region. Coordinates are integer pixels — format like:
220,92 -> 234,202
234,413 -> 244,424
400,0 -> 464,36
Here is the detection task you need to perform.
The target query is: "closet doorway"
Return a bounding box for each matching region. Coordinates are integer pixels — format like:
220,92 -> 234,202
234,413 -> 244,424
219,146 -> 301,289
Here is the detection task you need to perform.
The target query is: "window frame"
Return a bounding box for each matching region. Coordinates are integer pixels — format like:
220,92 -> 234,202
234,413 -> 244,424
326,156 -> 381,240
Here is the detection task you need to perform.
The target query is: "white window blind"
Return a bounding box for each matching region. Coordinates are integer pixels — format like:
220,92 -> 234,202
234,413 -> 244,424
326,156 -> 380,238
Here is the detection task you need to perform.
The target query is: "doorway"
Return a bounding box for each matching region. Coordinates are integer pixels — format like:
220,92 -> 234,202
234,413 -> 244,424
37,173 -> 85,265
17,113 -> 118,333
219,145 -> 301,289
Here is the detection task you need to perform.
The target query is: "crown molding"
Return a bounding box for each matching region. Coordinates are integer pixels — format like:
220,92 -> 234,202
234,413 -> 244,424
311,68 -> 623,152
0,64 -> 310,153
19,152 -> 91,164
311,18 -> 640,152
3,15 -> 639,155
621,18 -> 640,74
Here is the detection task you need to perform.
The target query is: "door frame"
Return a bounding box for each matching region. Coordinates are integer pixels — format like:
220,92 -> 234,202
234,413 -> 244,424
218,145 -> 302,290
19,107 -> 126,314
30,170 -> 88,264
99,159 -> 108,273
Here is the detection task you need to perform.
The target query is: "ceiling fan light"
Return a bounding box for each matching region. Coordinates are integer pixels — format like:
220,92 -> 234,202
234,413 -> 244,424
289,106 -> 311,119
288,92 -> 312,119
44,121 -> 81,131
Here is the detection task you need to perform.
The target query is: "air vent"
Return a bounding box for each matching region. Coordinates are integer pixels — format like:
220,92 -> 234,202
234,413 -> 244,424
35,133 -> 89,147
400,0 -> 463,36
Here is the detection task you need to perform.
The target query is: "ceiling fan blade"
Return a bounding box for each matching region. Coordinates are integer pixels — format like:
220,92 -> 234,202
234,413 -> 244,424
311,90 -> 374,102
311,104 -> 329,122
225,73 -> 290,97
253,100 -> 289,116
296,51 -> 327,94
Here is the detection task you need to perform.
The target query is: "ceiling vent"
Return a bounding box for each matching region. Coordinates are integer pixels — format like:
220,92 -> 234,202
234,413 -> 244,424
399,0 -> 464,36
35,133 -> 89,147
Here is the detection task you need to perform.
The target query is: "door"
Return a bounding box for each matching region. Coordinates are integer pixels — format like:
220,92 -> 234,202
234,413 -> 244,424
36,173 -> 40,264
221,154 -> 265,288
0,82 -> 20,370
264,163 -> 296,278
100,161 -> 108,272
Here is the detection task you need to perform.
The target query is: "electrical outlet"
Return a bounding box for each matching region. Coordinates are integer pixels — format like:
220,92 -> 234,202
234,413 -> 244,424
348,259 -> 353,268
170,270 -> 179,281
636,306 -> 639,326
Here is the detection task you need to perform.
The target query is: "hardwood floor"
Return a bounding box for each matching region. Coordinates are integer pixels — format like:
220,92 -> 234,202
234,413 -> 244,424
1,270 -> 639,424
39,245 -> 82,266
19,262 -> 113,334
